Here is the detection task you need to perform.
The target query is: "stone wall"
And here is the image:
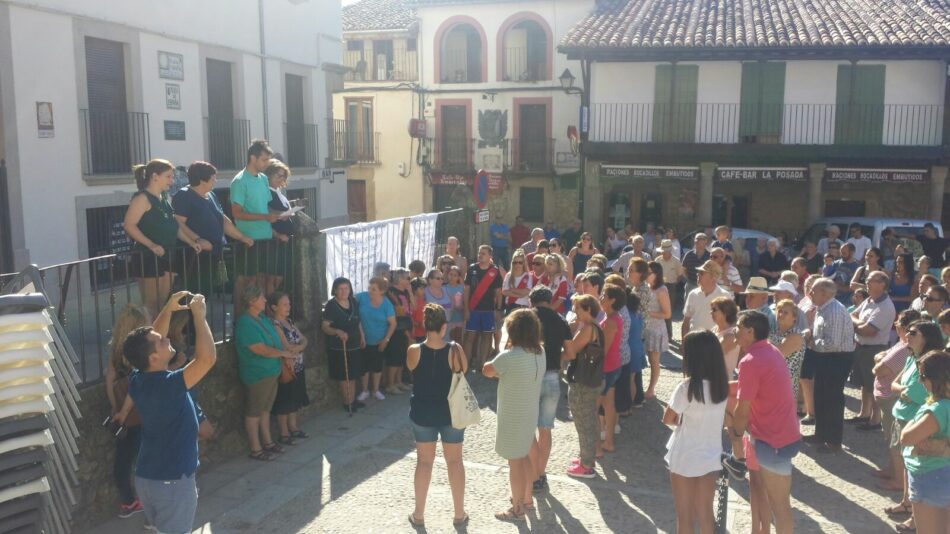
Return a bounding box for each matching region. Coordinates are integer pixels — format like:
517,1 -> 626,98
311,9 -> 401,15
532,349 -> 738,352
69,223 -> 336,530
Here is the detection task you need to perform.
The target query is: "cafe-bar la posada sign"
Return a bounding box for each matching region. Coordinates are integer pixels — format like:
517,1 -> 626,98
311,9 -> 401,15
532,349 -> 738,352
826,168 -> 929,184
716,167 -> 807,182
601,165 -> 698,179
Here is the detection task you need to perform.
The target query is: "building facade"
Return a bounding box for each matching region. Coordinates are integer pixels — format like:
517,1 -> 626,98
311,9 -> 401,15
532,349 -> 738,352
560,0 -> 950,243
0,0 -> 348,272
337,0 -> 593,230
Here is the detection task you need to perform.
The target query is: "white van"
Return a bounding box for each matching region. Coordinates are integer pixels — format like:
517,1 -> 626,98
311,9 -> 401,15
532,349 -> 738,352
797,218 -> 944,256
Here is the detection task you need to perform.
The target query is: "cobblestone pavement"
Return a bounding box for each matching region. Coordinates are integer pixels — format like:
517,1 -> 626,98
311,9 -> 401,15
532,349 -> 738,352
87,321 -> 905,534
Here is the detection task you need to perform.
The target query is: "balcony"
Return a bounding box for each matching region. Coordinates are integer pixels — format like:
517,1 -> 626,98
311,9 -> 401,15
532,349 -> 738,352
589,103 -> 945,146
501,47 -> 546,82
328,119 -> 379,165
284,122 -> 319,168
205,117 -> 250,171
344,49 -> 418,82
79,109 -> 150,176
507,137 -> 555,173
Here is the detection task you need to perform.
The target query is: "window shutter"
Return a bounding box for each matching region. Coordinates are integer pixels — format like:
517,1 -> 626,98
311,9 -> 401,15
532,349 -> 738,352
673,65 -> 698,143
760,62 -> 786,136
739,62 -> 762,137
835,64 -> 884,144
653,65 -> 673,142
835,65 -> 856,143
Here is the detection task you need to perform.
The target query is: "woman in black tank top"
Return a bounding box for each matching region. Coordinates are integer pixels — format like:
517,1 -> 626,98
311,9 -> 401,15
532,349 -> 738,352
406,304 -> 470,527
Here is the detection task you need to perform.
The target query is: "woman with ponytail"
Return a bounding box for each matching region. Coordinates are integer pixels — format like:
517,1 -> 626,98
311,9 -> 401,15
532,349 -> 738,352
123,159 -> 200,315
406,304 -> 469,527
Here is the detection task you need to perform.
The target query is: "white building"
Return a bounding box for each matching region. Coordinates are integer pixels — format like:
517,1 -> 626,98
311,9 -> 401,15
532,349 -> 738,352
337,0 -> 594,229
0,0 -> 348,272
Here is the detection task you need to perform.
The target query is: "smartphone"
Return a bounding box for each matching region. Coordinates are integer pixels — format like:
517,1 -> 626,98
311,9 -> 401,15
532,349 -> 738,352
179,293 -> 194,306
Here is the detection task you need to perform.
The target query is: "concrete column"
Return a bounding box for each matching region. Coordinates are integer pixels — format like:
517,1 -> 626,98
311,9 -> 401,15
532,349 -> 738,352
808,163 -> 826,224
583,159 -> 602,242
930,165 -> 948,222
698,162 -> 715,227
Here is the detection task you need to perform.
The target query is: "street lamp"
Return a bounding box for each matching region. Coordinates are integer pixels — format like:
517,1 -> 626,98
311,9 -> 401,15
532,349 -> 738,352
559,68 -> 582,94
559,67 -> 587,221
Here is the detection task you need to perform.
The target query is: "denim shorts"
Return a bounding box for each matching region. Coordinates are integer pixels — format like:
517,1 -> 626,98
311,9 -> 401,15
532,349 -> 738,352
411,421 -> 465,444
908,465 -> 950,508
752,438 -> 800,476
602,368 -> 621,395
135,474 -> 198,534
538,371 -> 560,429
464,310 -> 496,333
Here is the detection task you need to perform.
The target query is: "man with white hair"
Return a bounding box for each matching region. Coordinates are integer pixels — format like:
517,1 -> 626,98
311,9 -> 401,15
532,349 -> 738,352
802,277 -> 856,453
613,235 -> 651,273
521,227 -> 545,254
758,238 -> 789,286
817,225 -> 844,255
849,270 -> 895,431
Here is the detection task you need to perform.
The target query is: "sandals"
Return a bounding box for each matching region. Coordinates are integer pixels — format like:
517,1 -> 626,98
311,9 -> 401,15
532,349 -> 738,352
495,507 -> 526,522
278,435 -> 297,446
407,513 -> 425,527
289,429 -> 309,439
453,513 -> 470,526
885,503 -> 912,516
248,449 -> 275,461
262,442 -> 285,454
895,518 -> 916,532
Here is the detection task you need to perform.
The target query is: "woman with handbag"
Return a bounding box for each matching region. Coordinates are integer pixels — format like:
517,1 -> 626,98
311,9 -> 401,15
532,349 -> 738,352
563,294 -> 604,479
406,304 -> 469,528
267,292 -> 310,446
483,309 -> 545,522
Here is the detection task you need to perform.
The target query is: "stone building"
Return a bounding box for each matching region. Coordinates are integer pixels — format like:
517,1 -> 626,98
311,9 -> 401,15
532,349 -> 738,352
560,0 -> 950,242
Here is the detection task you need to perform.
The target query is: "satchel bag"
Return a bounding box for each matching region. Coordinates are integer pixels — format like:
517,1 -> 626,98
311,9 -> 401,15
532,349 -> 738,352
567,324 -> 604,388
278,356 -> 296,384
446,342 -> 481,429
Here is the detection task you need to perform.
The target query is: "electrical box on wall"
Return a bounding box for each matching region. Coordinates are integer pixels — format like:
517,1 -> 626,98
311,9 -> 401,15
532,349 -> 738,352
408,119 -> 427,138
397,162 -> 406,174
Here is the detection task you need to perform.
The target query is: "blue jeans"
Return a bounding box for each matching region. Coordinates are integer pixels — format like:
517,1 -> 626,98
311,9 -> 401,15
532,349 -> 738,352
537,371 -> 560,428
135,474 -> 197,534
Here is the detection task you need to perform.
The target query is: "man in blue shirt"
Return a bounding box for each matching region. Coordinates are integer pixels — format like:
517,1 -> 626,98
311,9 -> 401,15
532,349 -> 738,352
231,140 -> 279,313
122,293 -> 216,534
831,243 -> 860,304
489,218 -> 511,270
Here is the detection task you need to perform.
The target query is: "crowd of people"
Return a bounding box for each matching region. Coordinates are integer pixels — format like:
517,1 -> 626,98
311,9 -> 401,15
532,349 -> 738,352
316,220 -> 950,532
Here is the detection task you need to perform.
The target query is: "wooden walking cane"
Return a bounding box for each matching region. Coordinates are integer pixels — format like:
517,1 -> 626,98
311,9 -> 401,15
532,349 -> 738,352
343,343 -> 353,417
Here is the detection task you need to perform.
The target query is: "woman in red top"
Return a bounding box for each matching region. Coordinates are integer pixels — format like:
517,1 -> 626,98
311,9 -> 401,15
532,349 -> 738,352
544,254 -> 570,315
410,278 -> 427,342
502,249 -> 532,314
597,284 -> 627,455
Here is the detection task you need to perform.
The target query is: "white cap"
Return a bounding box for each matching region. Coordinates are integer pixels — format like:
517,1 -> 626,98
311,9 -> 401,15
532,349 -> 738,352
768,280 -> 799,297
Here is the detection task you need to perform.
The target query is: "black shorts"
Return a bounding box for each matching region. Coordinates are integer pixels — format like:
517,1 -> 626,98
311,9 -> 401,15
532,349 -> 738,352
800,349 -> 818,380
130,246 -> 175,278
384,332 -> 409,367
328,347 -> 363,381
363,344 -> 385,374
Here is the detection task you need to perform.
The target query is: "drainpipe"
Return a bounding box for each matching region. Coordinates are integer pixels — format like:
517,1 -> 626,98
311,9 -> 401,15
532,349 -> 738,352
259,0 -> 270,139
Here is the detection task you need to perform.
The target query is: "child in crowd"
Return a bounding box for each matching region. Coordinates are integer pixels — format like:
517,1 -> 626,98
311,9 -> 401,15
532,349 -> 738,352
408,260 -> 427,281
822,253 -> 836,277
849,288 -> 869,313
411,277 -> 427,343
445,265 -> 465,342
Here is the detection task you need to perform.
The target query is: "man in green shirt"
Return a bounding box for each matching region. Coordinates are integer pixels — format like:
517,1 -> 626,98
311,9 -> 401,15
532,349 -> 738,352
230,139 -> 279,311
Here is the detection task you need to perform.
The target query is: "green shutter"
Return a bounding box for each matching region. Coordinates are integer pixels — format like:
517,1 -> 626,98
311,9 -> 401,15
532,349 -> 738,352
740,62 -> 785,139
672,65 -> 698,142
653,65 -> 673,142
836,65 -> 885,144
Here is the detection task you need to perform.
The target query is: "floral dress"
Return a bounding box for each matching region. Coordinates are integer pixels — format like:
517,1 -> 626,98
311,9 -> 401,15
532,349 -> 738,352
770,329 -> 805,400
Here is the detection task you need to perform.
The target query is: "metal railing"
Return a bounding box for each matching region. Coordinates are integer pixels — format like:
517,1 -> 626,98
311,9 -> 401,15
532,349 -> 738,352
79,109 -> 150,175
501,47 -> 546,82
440,48 -> 482,83
432,137 -> 474,171
0,239 -> 297,387
589,103 -> 944,146
284,122 -> 319,168
344,48 -> 418,82
328,119 -> 379,164
205,117 -> 251,170
507,137 -> 555,172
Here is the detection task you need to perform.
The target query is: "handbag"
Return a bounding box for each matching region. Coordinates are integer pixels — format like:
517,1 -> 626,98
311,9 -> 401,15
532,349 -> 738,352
279,356 -> 296,384
446,342 -> 480,429
567,324 -> 604,388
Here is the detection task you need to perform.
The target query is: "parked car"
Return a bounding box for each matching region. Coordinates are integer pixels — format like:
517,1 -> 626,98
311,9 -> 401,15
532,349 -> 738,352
794,218 -> 943,257
679,228 -> 777,252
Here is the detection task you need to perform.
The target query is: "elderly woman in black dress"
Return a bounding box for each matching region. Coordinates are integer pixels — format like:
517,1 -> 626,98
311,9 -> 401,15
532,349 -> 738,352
321,277 -> 366,412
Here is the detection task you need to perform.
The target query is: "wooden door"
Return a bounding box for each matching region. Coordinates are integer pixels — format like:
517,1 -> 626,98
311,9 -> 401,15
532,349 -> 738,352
440,105 -> 468,169
207,59 -> 236,169
518,104 -> 547,170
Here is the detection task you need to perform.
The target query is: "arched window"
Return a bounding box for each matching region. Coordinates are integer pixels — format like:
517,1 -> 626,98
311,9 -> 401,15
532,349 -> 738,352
435,17 -> 486,83
498,14 -> 552,82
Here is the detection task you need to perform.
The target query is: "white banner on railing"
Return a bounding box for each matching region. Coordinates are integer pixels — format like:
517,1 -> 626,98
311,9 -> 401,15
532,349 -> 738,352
323,217 -> 404,294
405,212 -> 440,269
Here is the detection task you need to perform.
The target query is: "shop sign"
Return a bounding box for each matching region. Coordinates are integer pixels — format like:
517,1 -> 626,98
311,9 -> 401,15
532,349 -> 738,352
475,209 -> 490,224
826,168 -> 928,184
716,167 -> 807,182
601,165 -> 699,179
487,173 -> 504,192
431,172 -> 504,192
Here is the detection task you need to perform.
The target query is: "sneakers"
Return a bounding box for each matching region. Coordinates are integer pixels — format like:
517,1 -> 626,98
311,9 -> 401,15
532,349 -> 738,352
118,499 -> 143,518
800,415 -> 815,425
566,464 -> 596,479
143,523 -> 157,531
373,390 -> 386,401
356,391 -> 370,402
532,474 -> 548,493
721,453 -> 748,481
397,383 -> 412,392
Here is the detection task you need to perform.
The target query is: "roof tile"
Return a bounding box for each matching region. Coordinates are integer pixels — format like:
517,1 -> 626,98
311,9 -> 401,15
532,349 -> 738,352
343,0 -> 416,33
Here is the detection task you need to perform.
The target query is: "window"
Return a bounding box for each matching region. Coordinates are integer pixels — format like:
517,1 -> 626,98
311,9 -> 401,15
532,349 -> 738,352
835,65 -> 885,144
347,40 -> 363,51
502,20 -> 547,81
406,38 -> 417,52
652,64 -> 698,143
441,24 -> 482,83
739,62 -> 785,143
519,187 -> 544,222
346,99 -> 375,162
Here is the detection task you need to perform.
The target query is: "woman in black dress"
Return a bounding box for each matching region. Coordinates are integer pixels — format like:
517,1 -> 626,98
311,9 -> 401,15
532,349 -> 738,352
268,292 -> 310,443
321,277 -> 366,412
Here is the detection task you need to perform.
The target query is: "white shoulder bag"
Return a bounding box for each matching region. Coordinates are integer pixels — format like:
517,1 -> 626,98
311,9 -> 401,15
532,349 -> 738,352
447,342 -> 480,429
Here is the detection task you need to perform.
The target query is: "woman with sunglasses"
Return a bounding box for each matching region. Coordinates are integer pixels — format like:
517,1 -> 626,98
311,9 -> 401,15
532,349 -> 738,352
887,321 -> 943,531
502,250 -> 533,316
544,254 -> 570,315
891,253 -> 916,314
900,351 -> 950,534
549,238 -> 573,281
424,269 -> 452,340
569,232 -> 599,277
